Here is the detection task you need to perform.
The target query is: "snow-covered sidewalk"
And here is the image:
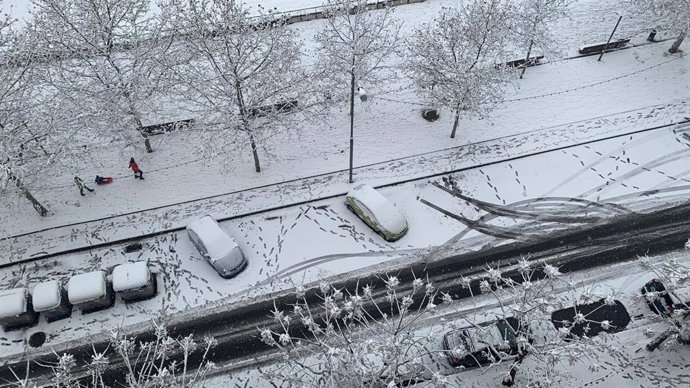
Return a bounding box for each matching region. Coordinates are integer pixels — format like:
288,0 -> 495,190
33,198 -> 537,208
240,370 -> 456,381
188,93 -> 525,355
2,95 -> 686,265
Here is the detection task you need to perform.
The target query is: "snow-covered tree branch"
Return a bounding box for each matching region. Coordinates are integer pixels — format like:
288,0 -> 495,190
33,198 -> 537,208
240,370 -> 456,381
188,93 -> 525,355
405,1 -> 516,139
260,261 -> 621,387
512,0 -> 570,78
260,275 -> 446,387
11,320 -> 216,387
26,0 -> 175,152
315,0 -> 401,183
639,255 -> 690,352
1,0 -> 78,217
630,0 -> 690,53
164,0 -> 314,173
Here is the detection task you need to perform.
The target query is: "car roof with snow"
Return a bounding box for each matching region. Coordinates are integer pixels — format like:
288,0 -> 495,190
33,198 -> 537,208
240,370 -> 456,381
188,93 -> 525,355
186,215 -> 238,261
0,288 -> 28,318
32,280 -> 63,311
67,271 -> 107,304
347,184 -> 407,232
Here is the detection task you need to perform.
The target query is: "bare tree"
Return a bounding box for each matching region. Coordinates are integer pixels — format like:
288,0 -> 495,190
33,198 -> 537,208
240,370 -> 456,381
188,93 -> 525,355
630,0 -> 690,53
1,2 -> 54,216
315,0 -> 401,183
10,320 -> 216,387
405,1 -> 516,139
639,255 -> 690,352
513,0 -> 570,78
260,261 -> 620,387
165,0 -> 312,173
260,275 -> 448,387
26,0 -> 175,153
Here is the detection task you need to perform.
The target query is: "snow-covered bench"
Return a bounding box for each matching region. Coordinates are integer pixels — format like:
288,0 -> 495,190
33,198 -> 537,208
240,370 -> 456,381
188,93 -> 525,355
67,271 -> 115,314
578,38 -> 630,55
498,55 -> 544,69
32,280 -> 72,322
112,261 -> 157,302
0,288 -> 38,331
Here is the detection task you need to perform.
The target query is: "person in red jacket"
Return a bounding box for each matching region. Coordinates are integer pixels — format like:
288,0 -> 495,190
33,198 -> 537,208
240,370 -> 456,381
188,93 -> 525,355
129,157 -> 144,179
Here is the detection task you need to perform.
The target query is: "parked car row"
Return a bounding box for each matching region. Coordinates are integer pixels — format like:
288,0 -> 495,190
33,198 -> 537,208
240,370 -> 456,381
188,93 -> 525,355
442,298 -> 632,369
441,278 -> 689,370
187,184 -> 408,279
0,261 -> 156,331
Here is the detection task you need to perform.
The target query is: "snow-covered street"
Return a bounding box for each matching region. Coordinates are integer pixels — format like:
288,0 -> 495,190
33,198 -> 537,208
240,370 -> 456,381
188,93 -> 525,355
1,0 -> 690,386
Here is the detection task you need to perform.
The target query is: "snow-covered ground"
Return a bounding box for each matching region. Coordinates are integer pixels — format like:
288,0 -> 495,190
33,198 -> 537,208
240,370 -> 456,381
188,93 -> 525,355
2,104 -> 690,361
1,0 -> 686,238
1,0 -> 690,378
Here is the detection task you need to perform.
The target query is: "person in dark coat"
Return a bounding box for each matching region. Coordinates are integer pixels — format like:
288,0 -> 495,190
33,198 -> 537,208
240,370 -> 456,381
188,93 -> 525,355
74,176 -> 94,196
129,158 -> 144,179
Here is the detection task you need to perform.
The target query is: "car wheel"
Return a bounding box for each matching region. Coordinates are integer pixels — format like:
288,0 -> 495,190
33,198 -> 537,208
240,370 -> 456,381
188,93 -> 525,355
376,229 -> 388,241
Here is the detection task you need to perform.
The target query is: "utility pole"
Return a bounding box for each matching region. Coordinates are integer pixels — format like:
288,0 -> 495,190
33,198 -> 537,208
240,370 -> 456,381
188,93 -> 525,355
349,59 -> 356,183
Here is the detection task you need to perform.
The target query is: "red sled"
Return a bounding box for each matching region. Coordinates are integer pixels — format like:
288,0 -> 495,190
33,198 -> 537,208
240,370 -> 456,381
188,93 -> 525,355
95,176 -> 113,185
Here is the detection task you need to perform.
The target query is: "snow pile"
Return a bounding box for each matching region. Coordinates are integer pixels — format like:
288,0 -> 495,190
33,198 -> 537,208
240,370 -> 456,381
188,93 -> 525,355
347,184 -> 407,233
112,262 -> 150,292
187,216 -> 238,261
0,288 -> 27,318
67,271 -> 106,304
32,281 -> 62,311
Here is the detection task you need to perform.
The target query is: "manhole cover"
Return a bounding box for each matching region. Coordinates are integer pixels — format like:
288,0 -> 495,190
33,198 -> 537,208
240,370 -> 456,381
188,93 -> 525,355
28,332 -> 46,348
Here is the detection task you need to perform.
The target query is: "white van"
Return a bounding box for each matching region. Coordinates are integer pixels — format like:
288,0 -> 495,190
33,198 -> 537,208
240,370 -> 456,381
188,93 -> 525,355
186,216 -> 248,278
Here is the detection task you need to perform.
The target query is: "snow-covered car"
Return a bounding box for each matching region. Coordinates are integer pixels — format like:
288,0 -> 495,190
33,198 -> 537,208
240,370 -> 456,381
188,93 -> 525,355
186,215 -> 248,279
0,288 -> 38,330
345,184 -> 408,241
67,271 -> 115,314
112,261 -> 157,302
442,317 -> 526,368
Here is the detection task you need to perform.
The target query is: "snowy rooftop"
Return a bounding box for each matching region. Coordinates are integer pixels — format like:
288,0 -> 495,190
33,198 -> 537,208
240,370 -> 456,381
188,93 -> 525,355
112,262 -> 151,292
67,271 -> 107,304
0,288 -> 28,318
32,281 -> 62,312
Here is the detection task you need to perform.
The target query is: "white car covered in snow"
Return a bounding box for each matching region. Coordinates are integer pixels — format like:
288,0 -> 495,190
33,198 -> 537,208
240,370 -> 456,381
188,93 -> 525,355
186,216 -> 248,279
345,184 -> 408,242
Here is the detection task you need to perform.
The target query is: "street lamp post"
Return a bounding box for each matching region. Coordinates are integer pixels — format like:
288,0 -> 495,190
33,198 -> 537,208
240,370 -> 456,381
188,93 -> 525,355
348,78 -> 367,183
349,72 -> 356,184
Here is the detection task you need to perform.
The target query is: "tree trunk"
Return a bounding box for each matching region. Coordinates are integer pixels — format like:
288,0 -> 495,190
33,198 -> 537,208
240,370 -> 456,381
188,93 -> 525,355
129,100 -> 153,153
450,109 -> 460,139
135,122 -> 153,153
8,169 -> 49,217
669,30 -> 686,53
249,133 -> 261,173
349,69 -> 356,184
520,39 -> 535,79
143,135 -> 153,153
